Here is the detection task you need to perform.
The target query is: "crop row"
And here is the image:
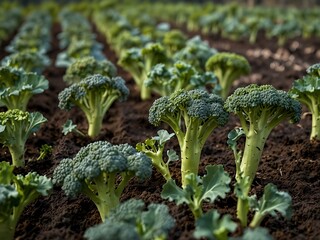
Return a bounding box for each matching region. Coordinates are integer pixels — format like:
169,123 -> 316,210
0,1 -> 319,240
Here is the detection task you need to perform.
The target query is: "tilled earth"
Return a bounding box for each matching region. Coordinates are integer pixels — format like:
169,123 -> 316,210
0,22 -> 320,240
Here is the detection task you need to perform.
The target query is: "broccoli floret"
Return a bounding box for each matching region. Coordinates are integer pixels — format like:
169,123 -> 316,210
145,61 -> 220,97
1,50 -> 51,74
205,52 -> 251,99
0,161 -> 52,240
162,30 -> 187,56
58,74 -> 129,138
118,43 -> 168,100
52,141 -> 152,221
224,84 -> 301,226
290,67 -> 320,140
149,89 -> 228,187
63,56 -> 117,85
0,109 -> 47,167
0,66 -> 49,110
306,63 -> 320,77
84,198 -> 175,240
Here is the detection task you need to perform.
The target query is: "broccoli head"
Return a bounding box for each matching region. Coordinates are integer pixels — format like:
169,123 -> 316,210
63,56 -> 117,85
225,84 -> 301,226
84,198 -> 175,240
205,52 -> 251,99
58,74 -> 129,138
52,141 -> 152,221
149,89 -> 228,187
0,109 -> 47,167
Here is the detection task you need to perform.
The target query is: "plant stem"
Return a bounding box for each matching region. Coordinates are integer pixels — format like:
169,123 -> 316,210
8,144 -> 25,167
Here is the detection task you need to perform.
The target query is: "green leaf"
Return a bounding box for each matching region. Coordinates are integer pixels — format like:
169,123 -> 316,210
249,183 -> 292,227
194,210 -> 237,240
234,227 -> 273,240
62,119 -> 77,135
0,161 -> 15,185
201,165 -> 231,203
161,179 -> 191,205
153,129 -> 175,146
227,128 -> 245,150
167,149 -> 179,163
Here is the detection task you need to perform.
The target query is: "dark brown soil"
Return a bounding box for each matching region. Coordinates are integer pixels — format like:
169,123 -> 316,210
1,21 -> 320,240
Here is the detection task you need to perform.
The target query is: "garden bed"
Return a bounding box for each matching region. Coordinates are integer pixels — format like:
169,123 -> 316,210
1,22 -> 320,240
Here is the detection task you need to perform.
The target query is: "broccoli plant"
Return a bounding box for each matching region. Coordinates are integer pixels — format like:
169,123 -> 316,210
136,129 -> 178,181
162,30 -> 187,56
84,198 -> 175,240
0,66 -> 49,110
36,144 -> 53,161
224,84 -> 301,226
0,109 -> 47,167
193,210 -> 237,240
62,119 -> 86,137
118,43 -> 168,100
0,161 -> 52,240
161,165 -> 231,219
63,56 -> 117,85
290,73 -> 320,140
205,52 -> 251,99
52,141 -> 152,221
1,50 -> 50,74
145,61 -> 220,97
58,74 -> 129,138
149,89 -> 228,187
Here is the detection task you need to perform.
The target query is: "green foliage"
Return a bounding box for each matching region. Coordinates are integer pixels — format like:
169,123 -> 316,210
149,89 -> 228,187
0,109 -> 47,167
63,56 -> 117,85
161,165 -> 230,219
58,74 -> 129,138
0,161 -> 52,240
52,141 -> 152,221
118,43 -> 168,100
162,30 -> 187,56
249,183 -> 292,228
2,50 -> 50,74
0,66 -> 49,111
145,61 -> 220,97
290,72 -> 320,140
205,52 -> 251,99
194,210 -> 237,240
173,36 -> 217,72
136,129 -> 178,181
84,199 -> 175,240
62,119 -> 85,137
225,84 -> 300,226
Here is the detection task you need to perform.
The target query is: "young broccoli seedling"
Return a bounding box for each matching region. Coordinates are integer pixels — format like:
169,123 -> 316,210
205,52 -> 251,99
84,198 -> 175,240
290,64 -> 320,140
118,42 -> 168,100
136,129 -> 178,181
161,165 -> 231,219
62,119 -> 86,137
37,144 -> 53,161
58,74 -> 129,138
225,84 -> 301,226
0,109 -> 47,167
149,89 -> 228,187
0,66 -> 49,111
53,141 -> 152,221
145,61 -> 220,97
63,56 -> 117,85
0,161 -> 52,240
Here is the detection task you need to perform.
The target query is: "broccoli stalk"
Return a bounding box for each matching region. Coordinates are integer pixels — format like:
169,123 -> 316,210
149,89 -> 228,188
58,74 -> 129,138
225,84 -> 301,226
118,43 -> 167,100
205,52 -> 251,99
0,109 -> 47,167
290,64 -> 320,140
0,162 -> 52,240
53,141 -> 152,221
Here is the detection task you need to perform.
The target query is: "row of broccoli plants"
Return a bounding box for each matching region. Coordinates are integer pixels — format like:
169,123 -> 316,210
124,1 -> 319,46
0,10 -> 53,167
0,5 -> 22,46
55,9 -> 106,68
